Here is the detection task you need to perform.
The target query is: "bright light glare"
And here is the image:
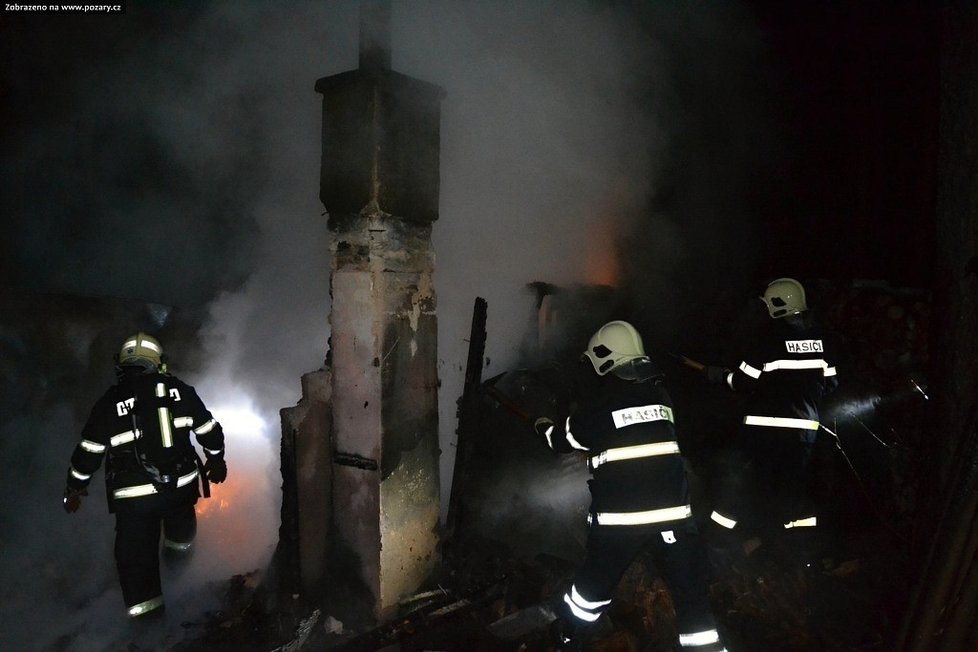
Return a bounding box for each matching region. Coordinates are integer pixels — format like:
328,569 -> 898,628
210,404 -> 267,441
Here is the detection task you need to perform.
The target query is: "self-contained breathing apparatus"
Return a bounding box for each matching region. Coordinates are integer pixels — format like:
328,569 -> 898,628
111,333 -> 210,499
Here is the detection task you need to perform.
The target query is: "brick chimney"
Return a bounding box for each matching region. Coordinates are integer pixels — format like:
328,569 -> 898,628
310,0 -> 445,620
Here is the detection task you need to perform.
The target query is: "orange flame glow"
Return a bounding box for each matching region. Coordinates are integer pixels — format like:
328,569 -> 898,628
582,213 -> 621,287
194,471 -> 270,554
195,476 -> 237,517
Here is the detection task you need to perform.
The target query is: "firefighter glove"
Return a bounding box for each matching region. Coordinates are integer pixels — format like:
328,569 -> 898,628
205,458 -> 227,484
534,417 -> 555,438
704,365 -> 731,386
63,487 -> 88,514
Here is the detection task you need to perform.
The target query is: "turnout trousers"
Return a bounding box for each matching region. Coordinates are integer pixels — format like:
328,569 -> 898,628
561,520 -> 725,651
712,424 -> 818,539
114,501 -> 197,618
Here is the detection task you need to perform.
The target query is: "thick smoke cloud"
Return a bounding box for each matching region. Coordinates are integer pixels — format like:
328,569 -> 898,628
395,0 -> 668,504
393,1 -> 771,503
1,1 -> 772,648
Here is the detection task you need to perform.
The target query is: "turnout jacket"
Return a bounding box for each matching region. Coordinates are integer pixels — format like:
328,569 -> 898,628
727,315 -> 840,433
66,368 -> 224,513
542,372 -> 691,528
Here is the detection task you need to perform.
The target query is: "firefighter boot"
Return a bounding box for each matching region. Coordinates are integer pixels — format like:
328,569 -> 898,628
705,520 -> 748,574
550,616 -> 583,651
771,525 -> 822,572
548,593 -> 586,651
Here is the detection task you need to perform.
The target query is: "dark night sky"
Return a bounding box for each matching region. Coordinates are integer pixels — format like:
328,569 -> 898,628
0,3 -> 261,307
746,2 -> 939,286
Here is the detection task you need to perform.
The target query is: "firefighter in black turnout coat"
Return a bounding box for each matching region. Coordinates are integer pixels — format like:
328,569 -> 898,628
535,321 -> 726,651
704,278 -> 840,561
63,333 -> 227,619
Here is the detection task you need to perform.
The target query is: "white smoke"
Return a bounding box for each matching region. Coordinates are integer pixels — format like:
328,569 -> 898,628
393,1 -> 768,514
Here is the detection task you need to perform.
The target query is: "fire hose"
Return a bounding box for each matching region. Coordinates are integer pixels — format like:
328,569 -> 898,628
666,352 -> 706,373
481,372 -> 533,423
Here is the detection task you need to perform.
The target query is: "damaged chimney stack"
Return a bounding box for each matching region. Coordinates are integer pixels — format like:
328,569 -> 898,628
294,0 -> 445,621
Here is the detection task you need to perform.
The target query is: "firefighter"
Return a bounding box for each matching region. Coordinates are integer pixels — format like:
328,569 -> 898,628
534,321 -> 726,651
62,332 -> 227,620
703,278 -> 840,563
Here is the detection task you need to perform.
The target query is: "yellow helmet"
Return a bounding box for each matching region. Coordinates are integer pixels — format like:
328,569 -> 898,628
582,320 -> 647,376
118,332 -> 163,368
762,278 -> 807,318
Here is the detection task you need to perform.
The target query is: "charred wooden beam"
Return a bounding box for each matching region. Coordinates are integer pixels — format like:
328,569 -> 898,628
445,296 -> 488,535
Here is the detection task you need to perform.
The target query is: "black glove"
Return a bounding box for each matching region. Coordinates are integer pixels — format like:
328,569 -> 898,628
205,458 -> 227,484
534,417 -> 555,439
63,487 -> 88,514
704,366 -> 731,386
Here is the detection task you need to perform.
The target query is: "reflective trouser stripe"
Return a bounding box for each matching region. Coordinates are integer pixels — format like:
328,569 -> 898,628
163,538 -> 193,552
784,516 -> 817,529
70,467 -> 91,481
710,510 -> 737,529
564,584 -> 611,623
680,628 -> 721,647
128,595 -> 164,618
744,415 -> 820,430
590,441 -> 680,470
592,504 -> 691,526
113,469 -> 199,499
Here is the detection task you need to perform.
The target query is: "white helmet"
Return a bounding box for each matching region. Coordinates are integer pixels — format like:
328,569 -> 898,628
761,278 -> 807,318
582,320 -> 647,376
118,332 -> 163,369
